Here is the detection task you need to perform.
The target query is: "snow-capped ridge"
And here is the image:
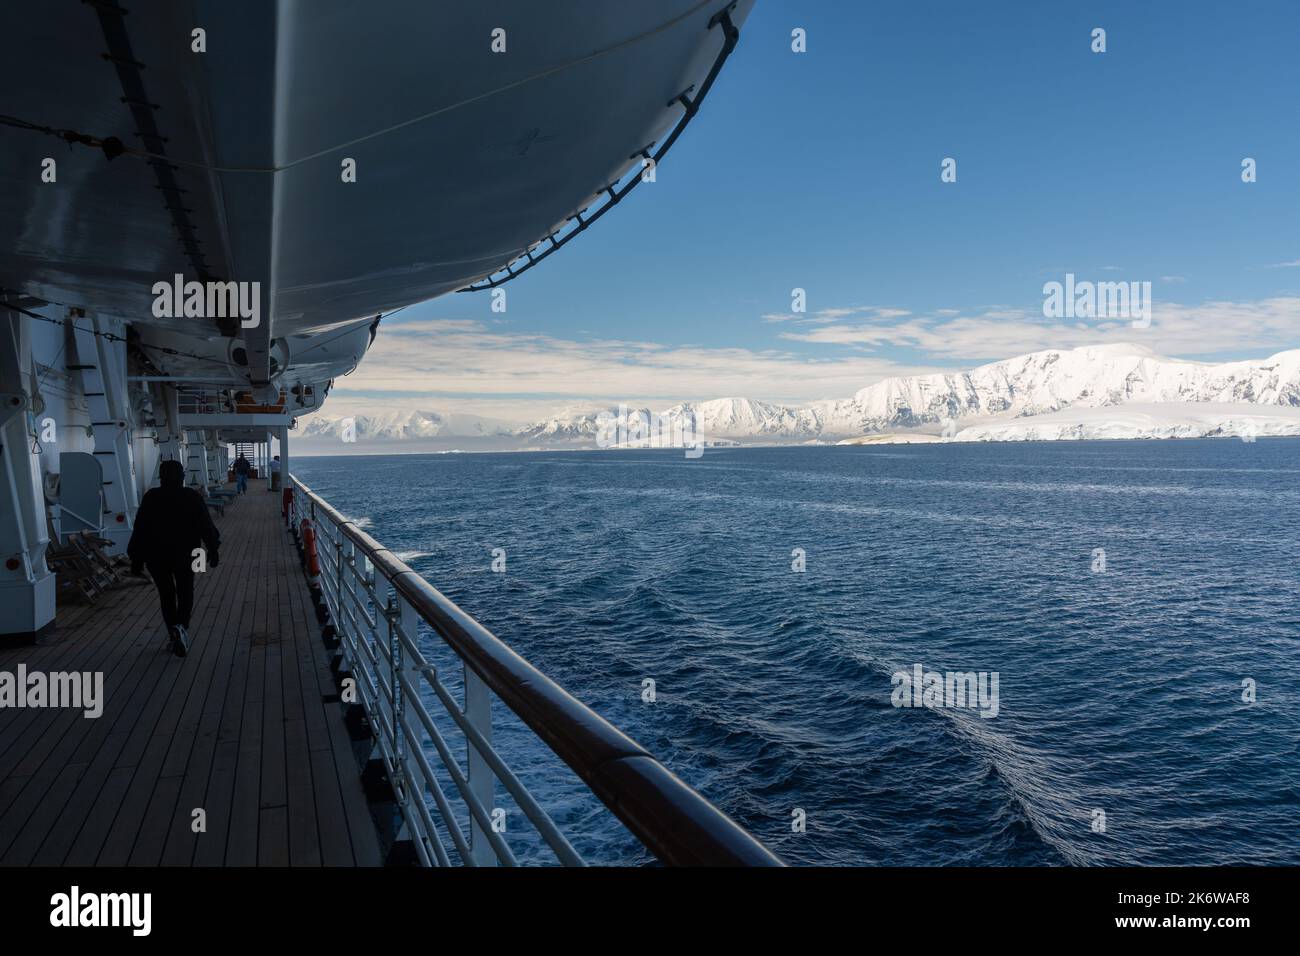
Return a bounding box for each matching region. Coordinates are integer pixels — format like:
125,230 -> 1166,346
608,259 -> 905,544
298,408 -> 514,440
300,343 -> 1300,448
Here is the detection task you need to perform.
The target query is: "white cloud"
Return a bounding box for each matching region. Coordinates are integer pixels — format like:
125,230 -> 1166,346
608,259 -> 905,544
1265,260 -> 1300,269
315,297 -> 1300,423
778,296 -> 1300,360
760,305 -> 910,327
325,317 -> 941,421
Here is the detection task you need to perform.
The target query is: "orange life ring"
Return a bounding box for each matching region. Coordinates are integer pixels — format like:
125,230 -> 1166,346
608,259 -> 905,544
300,520 -> 320,577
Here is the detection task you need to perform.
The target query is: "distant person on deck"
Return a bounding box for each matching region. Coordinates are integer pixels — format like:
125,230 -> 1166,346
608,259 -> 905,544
269,454 -> 281,491
127,459 -> 220,657
233,453 -> 251,494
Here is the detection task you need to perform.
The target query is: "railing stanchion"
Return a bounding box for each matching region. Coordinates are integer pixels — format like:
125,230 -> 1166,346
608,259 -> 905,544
380,577 -> 404,791
286,473 -> 781,867
336,533 -> 349,669
396,592 -> 424,850
464,666 -> 496,866
400,595 -> 420,759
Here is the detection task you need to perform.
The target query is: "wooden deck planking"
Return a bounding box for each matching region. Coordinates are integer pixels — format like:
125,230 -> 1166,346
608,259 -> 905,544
0,487 -> 382,867
0,580 -> 157,790
0,607 -> 170,860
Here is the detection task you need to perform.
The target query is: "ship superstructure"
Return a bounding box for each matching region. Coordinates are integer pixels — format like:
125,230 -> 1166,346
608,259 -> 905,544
1,0 -> 749,635
0,1 -> 775,866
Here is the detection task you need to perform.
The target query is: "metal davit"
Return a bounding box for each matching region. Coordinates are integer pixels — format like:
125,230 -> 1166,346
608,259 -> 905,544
287,476 -> 782,867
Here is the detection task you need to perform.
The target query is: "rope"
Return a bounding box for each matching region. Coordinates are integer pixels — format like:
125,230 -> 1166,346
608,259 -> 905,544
1,297 -> 230,368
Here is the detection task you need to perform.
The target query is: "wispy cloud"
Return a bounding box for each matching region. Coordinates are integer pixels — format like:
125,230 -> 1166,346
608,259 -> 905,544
314,296 -> 1300,424
759,305 -> 909,326
778,297 -> 1300,359
1265,259 -> 1300,269
326,317 -> 940,421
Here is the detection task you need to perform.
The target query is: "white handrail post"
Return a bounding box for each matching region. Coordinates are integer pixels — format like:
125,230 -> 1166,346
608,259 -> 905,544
339,535 -> 354,670
378,576 -> 404,786
396,592 -> 423,842
397,592 -> 414,753
465,666 -> 496,866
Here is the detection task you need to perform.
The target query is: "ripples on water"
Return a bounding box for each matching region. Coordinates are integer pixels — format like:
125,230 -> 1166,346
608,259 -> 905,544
296,439 -> 1300,866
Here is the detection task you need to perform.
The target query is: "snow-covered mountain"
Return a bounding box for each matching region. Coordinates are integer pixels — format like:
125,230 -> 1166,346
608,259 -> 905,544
947,403 -> 1300,442
518,345 -> 1300,443
297,345 -> 1300,451
804,344 -> 1300,435
513,405 -> 642,443
510,398 -> 819,445
297,408 -> 513,441
661,397 -> 820,439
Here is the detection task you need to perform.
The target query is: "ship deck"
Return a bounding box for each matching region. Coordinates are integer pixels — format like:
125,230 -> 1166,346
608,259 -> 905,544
0,487 -> 382,866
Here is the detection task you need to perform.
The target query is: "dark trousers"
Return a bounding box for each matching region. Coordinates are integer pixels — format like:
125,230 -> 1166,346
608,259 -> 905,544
146,558 -> 195,629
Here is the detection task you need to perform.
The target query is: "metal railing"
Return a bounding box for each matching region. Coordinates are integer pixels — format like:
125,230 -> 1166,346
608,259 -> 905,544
287,475 -> 782,867
176,386 -> 236,415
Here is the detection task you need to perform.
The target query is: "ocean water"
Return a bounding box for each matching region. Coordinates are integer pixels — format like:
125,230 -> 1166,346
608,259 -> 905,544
295,439 -> 1300,866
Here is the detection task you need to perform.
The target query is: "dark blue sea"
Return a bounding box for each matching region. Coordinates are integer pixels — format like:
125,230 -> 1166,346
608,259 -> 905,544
295,439 -> 1300,866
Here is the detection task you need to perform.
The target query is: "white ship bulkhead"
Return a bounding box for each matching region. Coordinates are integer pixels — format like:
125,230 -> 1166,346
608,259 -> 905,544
0,0 -> 753,639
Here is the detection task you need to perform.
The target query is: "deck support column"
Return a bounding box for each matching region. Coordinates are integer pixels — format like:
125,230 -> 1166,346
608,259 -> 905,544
152,381 -> 187,477
276,424 -> 289,489
68,310 -> 138,553
265,428 -> 276,491
0,304 -> 55,640
185,428 -> 209,489
204,432 -> 221,487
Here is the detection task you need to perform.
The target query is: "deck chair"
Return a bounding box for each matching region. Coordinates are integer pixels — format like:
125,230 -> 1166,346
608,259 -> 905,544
44,511 -> 106,603
69,531 -> 126,590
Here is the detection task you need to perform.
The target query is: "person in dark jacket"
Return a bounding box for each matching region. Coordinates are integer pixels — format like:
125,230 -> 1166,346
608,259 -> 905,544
233,453 -> 251,493
127,459 -> 220,656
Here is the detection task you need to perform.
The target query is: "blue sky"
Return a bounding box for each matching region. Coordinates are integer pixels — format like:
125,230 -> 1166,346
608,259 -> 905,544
333,0 -> 1300,422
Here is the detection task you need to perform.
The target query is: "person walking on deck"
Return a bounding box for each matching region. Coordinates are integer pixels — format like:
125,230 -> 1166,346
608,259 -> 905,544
127,459 -> 220,657
268,454 -> 281,492
233,453 -> 251,494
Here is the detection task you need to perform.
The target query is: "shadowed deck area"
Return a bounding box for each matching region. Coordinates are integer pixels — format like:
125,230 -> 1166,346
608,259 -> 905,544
0,487 -> 382,866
